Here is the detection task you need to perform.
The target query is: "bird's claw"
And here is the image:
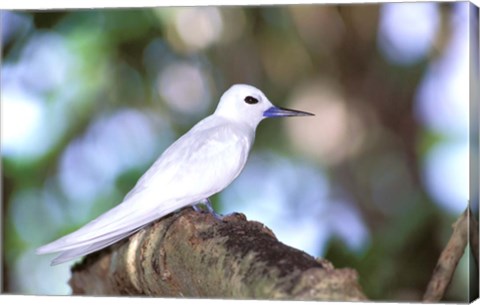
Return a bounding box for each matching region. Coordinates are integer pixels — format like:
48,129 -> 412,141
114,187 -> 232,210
192,198 -> 223,220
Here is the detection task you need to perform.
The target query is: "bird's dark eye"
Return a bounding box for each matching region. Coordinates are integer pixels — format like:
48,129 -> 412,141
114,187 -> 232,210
244,96 -> 259,104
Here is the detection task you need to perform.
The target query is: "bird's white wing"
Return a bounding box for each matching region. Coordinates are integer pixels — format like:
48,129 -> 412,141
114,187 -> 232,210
124,116 -> 253,201
37,116 -> 254,264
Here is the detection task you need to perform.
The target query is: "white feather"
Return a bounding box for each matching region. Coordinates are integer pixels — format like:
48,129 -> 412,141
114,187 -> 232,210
36,84 -> 313,265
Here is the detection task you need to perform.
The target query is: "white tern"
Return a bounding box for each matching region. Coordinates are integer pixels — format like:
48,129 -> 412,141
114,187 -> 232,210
36,84 -> 314,265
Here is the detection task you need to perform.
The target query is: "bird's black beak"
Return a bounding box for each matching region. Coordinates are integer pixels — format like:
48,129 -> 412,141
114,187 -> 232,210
263,106 -> 315,118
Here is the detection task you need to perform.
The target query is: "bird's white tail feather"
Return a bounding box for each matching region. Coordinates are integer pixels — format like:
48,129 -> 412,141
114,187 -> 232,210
50,229 -> 137,265
36,196 -> 186,263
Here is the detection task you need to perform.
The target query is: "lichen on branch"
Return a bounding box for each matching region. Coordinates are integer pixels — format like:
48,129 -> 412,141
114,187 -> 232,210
69,208 -> 367,301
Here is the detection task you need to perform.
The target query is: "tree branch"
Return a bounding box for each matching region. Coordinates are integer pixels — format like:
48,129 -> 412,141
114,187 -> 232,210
423,207 -> 470,302
69,208 -> 367,300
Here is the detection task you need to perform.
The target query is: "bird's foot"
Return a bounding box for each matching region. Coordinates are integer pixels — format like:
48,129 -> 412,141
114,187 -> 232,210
192,198 -> 223,220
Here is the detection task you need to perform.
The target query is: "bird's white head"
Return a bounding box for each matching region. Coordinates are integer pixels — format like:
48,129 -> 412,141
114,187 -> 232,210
214,84 -> 314,129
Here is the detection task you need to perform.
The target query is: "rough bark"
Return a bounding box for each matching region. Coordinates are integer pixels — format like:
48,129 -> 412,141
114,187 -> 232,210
69,208 -> 367,301
423,207 -> 471,302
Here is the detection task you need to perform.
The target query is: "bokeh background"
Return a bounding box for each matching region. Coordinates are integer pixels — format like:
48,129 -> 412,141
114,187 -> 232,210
1,2 -> 476,301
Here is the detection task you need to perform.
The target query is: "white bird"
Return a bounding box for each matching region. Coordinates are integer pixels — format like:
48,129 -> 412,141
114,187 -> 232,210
36,84 -> 314,265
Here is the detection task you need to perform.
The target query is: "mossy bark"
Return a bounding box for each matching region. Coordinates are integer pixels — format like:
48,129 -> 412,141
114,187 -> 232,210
69,208 -> 367,301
